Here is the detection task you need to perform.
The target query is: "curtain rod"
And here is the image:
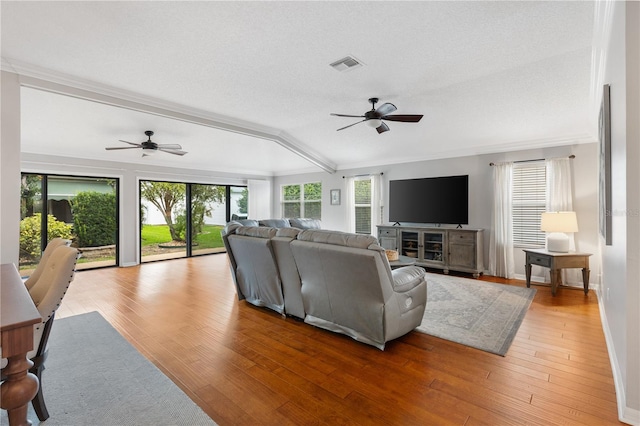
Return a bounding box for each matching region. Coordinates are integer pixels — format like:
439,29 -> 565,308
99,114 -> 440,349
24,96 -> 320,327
342,172 -> 384,178
489,155 -> 575,166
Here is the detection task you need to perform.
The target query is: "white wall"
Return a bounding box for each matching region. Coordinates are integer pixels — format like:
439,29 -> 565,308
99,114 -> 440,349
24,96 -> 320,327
1,71 -> 22,264
597,1 -> 640,423
273,143 -> 600,281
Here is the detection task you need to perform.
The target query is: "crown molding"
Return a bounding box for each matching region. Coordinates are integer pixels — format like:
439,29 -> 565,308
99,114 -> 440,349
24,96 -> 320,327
334,134 -> 596,171
2,57 -> 337,174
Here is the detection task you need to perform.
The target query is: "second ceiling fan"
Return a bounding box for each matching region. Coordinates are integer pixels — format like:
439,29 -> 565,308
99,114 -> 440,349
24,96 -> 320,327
331,98 -> 423,134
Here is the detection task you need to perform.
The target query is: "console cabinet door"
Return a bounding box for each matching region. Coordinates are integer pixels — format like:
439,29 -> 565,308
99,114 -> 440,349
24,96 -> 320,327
378,228 -> 398,250
448,231 -> 478,269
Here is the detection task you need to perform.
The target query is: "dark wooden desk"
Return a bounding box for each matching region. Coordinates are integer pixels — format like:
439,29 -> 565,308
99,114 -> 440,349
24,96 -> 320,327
1,263 -> 41,426
524,249 -> 591,296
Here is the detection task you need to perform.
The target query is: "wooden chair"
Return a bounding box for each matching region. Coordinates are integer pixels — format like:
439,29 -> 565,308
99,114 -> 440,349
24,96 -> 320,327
2,245 -> 80,420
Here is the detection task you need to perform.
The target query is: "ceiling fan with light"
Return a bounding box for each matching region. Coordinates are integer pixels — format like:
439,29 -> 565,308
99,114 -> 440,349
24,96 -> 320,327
330,98 -> 423,134
105,130 -> 187,156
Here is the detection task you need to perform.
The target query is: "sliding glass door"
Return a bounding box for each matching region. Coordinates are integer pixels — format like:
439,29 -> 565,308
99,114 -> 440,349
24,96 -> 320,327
191,184 -> 227,256
140,181 -> 242,262
140,181 -> 188,262
19,173 -> 119,275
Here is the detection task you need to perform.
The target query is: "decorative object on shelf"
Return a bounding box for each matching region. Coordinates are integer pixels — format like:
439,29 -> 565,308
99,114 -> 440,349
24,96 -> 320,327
330,189 -> 341,205
385,249 -> 399,261
540,211 -> 578,253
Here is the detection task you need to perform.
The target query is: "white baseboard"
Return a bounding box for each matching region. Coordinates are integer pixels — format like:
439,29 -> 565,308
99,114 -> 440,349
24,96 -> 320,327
597,287 -> 640,425
513,273 -> 599,291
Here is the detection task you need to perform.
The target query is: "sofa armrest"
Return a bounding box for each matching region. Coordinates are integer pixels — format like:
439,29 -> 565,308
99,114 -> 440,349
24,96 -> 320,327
391,266 -> 426,292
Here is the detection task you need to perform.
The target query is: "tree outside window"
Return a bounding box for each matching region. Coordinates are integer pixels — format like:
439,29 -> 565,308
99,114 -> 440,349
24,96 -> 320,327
282,182 -> 321,219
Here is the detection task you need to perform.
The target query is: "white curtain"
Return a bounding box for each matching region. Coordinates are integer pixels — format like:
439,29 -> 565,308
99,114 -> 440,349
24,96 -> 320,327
345,176 -> 356,232
344,174 -> 382,235
370,174 -> 383,235
489,162 -> 515,278
546,157 -> 579,284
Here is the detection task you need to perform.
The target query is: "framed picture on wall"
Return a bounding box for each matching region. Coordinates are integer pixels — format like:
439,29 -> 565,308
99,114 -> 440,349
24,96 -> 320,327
599,84 -> 612,245
330,189 -> 341,206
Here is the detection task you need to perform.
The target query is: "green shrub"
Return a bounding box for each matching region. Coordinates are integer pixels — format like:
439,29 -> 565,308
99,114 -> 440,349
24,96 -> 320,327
20,213 -> 73,259
71,191 -> 116,247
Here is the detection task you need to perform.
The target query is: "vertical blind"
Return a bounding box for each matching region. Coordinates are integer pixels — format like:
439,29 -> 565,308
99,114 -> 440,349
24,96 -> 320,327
512,162 -> 546,247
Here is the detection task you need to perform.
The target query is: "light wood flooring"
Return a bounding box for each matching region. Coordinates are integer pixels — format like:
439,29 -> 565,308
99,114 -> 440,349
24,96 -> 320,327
56,254 -> 623,425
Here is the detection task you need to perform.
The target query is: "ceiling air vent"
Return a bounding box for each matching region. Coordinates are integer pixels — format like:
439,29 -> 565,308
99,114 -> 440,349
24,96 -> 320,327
329,56 -> 363,72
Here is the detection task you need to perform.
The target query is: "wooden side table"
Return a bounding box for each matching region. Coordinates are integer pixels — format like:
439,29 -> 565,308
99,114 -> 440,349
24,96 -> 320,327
524,249 -> 592,296
388,255 -> 417,269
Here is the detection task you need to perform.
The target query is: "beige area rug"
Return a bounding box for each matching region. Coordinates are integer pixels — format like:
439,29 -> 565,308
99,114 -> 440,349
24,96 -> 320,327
415,273 -> 536,356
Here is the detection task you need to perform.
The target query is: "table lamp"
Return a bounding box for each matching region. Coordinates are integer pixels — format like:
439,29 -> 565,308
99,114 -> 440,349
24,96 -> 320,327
540,211 -> 578,252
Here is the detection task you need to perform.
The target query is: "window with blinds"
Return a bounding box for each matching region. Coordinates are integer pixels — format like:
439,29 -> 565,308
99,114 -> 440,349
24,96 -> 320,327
512,162 -> 546,247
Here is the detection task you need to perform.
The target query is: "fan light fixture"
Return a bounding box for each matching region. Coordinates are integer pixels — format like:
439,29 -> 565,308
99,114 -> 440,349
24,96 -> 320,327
368,119 -> 382,128
540,211 -> 578,252
142,147 -> 156,156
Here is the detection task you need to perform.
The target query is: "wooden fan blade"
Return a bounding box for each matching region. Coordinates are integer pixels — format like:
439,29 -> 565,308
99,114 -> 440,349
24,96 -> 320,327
376,103 -> 397,116
382,114 -> 423,122
331,113 -> 366,118
376,122 -> 390,134
337,119 -> 367,131
159,148 -> 187,156
157,143 -> 182,149
118,140 -> 142,147
105,146 -> 140,150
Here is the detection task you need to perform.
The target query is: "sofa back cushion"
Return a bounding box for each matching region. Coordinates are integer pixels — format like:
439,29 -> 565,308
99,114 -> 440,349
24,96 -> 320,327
296,229 -> 377,249
226,226 -> 284,314
259,218 -> 290,228
271,227 -> 305,319
291,230 -> 395,345
288,218 -> 321,229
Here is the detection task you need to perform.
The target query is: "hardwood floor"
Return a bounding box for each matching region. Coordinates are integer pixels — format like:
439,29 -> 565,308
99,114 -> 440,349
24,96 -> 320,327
56,255 -> 622,425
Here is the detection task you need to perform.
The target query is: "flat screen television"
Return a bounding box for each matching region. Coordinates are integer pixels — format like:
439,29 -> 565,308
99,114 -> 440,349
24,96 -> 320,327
389,175 -> 469,225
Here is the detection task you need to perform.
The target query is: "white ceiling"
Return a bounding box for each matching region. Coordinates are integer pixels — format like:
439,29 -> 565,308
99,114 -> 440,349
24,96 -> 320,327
1,1 -> 597,176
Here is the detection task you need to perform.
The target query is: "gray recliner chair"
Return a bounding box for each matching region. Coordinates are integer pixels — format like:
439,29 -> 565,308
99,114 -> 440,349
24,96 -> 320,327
291,229 -> 427,350
271,227 -> 305,319
222,224 -> 285,314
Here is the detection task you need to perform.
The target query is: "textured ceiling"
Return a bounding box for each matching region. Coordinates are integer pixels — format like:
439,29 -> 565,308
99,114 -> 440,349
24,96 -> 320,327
1,1 -> 596,176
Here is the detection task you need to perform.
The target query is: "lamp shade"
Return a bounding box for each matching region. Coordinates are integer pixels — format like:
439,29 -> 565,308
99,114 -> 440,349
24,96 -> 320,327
541,211 -> 578,252
540,212 -> 578,233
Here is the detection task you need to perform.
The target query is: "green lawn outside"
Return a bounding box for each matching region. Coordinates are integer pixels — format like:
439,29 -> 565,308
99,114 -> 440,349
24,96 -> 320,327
141,224 -> 225,249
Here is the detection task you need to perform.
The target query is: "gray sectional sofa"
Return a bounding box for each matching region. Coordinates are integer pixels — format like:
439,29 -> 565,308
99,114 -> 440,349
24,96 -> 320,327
221,222 -> 427,350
